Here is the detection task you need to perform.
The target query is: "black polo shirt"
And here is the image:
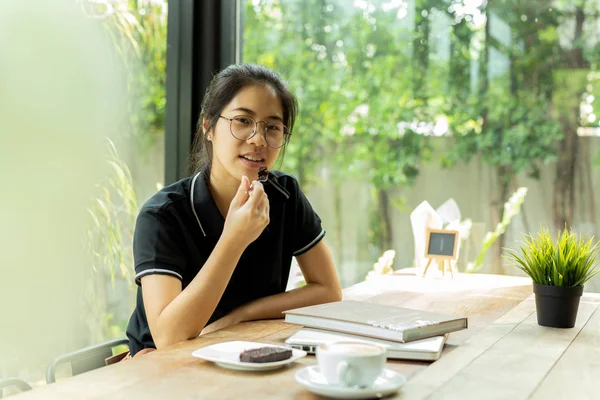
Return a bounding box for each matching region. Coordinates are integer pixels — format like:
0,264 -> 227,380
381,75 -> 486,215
125,169 -> 325,356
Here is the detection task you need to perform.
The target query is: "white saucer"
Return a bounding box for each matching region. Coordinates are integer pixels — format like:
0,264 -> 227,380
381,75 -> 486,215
192,341 -> 306,371
295,365 -> 406,399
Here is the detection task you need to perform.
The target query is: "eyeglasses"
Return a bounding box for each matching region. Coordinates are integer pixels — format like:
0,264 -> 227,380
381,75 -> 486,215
219,115 -> 290,149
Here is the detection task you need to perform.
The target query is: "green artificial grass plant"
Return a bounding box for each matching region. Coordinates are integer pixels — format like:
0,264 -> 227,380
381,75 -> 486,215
504,228 -> 600,287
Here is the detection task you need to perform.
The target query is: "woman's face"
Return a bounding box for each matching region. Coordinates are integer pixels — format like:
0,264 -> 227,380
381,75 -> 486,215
208,84 -> 284,183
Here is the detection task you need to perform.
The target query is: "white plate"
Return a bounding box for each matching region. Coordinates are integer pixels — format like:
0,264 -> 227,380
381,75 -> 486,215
295,365 -> 406,399
191,341 -> 306,371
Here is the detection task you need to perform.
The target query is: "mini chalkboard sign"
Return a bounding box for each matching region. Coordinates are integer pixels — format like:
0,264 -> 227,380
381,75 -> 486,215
423,228 -> 459,278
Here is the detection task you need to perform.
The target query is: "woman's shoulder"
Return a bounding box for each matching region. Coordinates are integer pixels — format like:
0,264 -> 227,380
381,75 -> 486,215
139,176 -> 193,214
269,170 -> 301,190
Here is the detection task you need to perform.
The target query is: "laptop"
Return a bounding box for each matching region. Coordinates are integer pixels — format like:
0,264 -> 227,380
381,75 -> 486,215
285,328 -> 447,361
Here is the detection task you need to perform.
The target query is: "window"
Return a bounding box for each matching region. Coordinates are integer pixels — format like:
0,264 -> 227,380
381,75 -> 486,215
84,0 -> 169,343
242,0 -> 600,288
0,0 -> 169,381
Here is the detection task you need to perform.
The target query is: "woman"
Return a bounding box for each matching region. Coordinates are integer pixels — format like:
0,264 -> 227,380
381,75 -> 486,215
125,64 -> 342,357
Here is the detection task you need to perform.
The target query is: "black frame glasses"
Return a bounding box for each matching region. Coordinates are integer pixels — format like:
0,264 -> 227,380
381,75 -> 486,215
219,115 -> 290,149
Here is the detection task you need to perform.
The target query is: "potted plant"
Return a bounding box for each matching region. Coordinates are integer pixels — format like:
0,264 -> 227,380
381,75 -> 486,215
504,227 -> 600,328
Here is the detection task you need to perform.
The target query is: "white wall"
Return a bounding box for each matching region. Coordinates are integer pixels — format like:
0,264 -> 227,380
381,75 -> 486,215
305,137 -> 600,291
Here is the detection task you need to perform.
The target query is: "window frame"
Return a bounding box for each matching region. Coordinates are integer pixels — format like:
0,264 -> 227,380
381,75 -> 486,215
164,0 -> 239,184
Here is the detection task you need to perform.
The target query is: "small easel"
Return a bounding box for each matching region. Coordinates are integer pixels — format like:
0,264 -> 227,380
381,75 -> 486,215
423,257 -> 454,278
422,228 -> 459,279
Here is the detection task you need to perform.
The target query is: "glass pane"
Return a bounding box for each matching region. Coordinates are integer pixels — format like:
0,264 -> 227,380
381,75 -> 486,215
83,0 -> 168,343
0,0 -> 168,381
242,1 -> 600,288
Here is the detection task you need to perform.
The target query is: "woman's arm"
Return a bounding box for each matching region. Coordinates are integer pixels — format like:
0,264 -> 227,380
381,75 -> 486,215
141,235 -> 245,349
142,178 -> 269,349
201,240 -> 342,335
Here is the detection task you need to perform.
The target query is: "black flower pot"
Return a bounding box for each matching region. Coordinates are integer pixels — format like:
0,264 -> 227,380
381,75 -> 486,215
533,283 -> 583,328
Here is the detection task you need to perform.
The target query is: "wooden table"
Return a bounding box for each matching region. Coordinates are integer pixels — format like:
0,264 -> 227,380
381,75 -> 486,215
15,270 -> 549,399
401,292 -> 600,400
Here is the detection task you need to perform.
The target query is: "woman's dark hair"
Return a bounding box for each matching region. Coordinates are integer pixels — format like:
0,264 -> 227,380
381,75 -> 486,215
188,63 -> 298,175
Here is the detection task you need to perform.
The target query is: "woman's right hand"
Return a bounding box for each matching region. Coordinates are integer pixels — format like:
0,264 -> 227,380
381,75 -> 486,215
221,175 -> 270,249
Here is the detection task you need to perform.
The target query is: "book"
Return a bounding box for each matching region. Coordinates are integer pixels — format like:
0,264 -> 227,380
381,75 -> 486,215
285,327 -> 448,361
283,300 -> 467,343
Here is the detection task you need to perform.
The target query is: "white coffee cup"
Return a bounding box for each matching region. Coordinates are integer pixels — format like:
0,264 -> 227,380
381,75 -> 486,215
316,341 -> 387,388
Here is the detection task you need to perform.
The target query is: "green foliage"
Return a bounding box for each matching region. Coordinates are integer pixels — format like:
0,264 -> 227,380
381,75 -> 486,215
443,6 -> 565,179
80,1 -> 166,342
243,0 -> 433,191
87,140 -> 138,282
447,88 -> 563,180
65,1 -> 166,345
468,187 -> 528,273
102,0 -> 168,152
244,0 -> 436,253
504,228 -> 600,287
553,69 -> 589,125
242,0 -> 600,256
84,139 -> 139,342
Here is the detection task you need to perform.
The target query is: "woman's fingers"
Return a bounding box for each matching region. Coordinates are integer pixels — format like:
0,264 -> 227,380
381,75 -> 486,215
231,176 -> 250,207
250,185 -> 269,224
247,181 -> 264,208
261,193 -> 270,221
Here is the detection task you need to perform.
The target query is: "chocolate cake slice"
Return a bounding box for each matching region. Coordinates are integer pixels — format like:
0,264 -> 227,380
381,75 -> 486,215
257,166 -> 269,183
239,346 -> 293,363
